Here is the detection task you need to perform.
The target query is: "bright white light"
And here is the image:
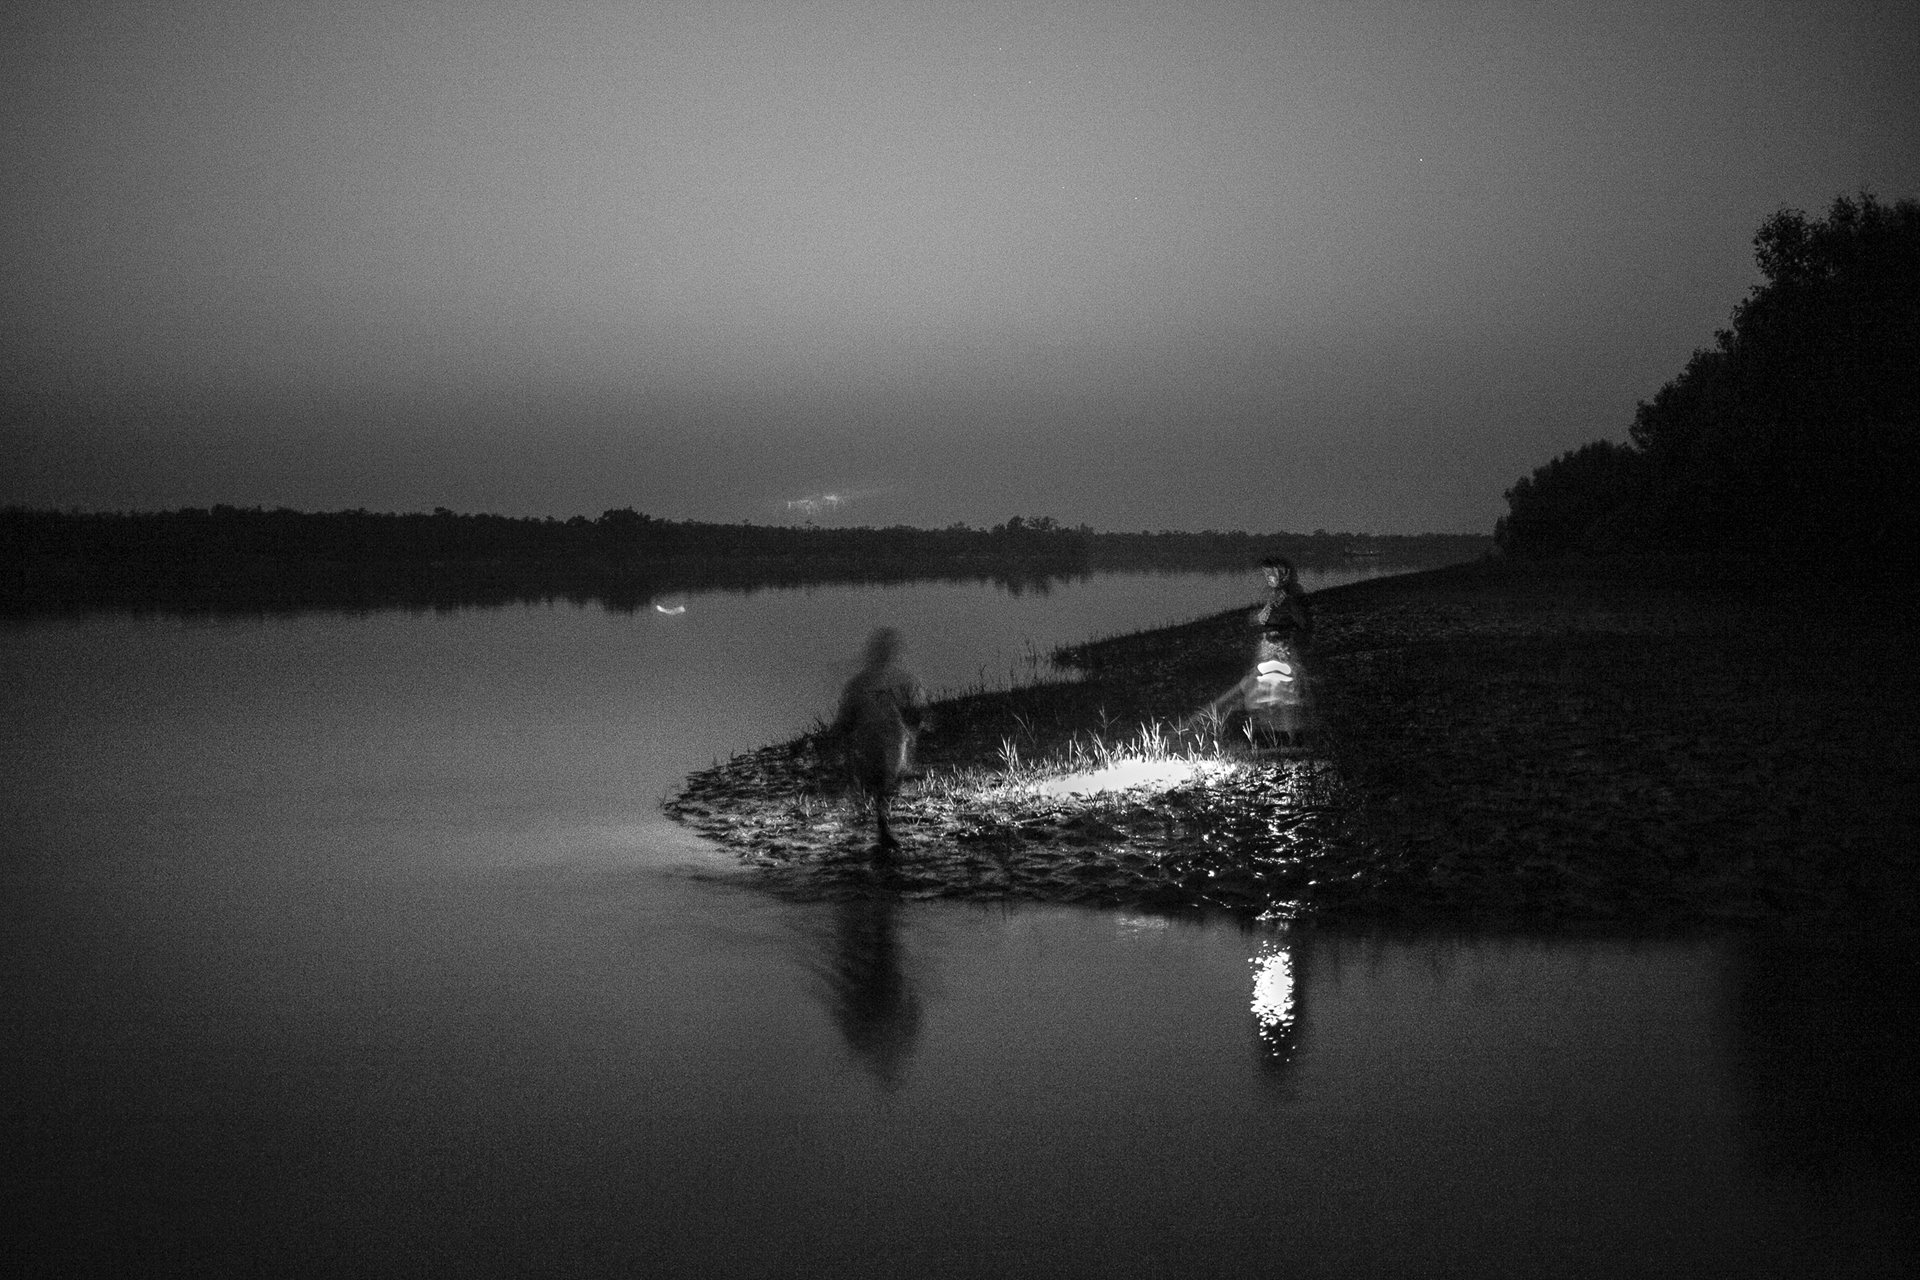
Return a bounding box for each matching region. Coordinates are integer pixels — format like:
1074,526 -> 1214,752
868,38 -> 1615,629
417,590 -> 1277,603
1036,758 -> 1218,798
1251,941 -> 1295,1043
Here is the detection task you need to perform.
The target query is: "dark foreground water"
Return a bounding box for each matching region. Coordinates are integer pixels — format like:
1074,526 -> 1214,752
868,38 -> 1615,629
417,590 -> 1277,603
3,570 -> 1913,1277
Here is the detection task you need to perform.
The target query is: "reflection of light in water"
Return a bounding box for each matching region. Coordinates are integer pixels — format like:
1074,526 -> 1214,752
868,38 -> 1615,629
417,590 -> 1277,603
1036,758 -> 1226,798
1250,940 -> 1296,1054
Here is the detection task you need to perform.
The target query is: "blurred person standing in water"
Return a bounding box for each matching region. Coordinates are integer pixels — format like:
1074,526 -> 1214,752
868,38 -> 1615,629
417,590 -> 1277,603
829,627 -> 923,858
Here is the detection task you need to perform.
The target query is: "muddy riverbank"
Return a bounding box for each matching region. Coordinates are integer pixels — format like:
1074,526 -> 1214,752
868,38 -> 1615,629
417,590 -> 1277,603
667,557 -> 1919,927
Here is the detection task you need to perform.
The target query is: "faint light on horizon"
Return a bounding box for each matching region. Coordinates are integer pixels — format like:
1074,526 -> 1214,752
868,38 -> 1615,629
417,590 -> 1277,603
785,492 -> 853,518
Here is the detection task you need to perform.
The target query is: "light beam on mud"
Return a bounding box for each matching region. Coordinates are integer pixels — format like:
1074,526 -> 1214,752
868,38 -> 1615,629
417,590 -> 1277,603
1035,758 -> 1230,798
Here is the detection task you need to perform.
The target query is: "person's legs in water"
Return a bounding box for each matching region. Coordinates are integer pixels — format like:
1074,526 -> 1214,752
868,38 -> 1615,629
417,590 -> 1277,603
872,788 -> 899,857
852,751 -> 901,859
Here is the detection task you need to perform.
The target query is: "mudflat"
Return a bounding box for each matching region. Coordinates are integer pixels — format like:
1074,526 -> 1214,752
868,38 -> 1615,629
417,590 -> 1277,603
668,557 -> 1918,928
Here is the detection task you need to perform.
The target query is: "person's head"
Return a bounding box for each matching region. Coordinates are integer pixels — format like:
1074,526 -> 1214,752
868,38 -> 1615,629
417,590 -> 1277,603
1260,556 -> 1295,588
862,627 -> 903,668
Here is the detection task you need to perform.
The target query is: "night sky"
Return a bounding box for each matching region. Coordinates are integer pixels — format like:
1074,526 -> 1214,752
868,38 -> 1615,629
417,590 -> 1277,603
5,1 -> 1916,533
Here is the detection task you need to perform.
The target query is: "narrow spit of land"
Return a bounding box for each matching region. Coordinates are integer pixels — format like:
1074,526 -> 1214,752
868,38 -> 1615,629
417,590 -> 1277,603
667,558 -> 1919,928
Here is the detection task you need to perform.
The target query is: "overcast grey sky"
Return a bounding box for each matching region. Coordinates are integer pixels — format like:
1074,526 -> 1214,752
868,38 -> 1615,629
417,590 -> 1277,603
5,0 -> 1916,532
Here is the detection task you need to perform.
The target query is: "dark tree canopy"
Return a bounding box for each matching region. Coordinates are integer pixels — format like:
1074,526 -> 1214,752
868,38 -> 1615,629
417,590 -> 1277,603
1493,440 -> 1641,557
1498,192 -> 1920,566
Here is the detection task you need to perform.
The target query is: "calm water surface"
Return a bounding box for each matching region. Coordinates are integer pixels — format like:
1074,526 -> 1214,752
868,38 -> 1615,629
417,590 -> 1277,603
3,569 -> 1911,1276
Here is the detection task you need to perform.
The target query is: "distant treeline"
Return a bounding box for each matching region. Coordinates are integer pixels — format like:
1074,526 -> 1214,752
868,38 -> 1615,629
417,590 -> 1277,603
0,505 -> 1487,614
1495,192 -> 1918,575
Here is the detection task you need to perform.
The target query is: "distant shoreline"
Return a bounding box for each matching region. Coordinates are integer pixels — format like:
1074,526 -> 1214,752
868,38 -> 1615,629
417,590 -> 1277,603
1,505 -> 1488,615
0,550 -> 1475,617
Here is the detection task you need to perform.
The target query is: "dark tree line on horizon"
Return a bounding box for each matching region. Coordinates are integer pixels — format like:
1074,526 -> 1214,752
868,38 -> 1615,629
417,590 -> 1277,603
1495,192 -> 1919,575
0,504 -> 1488,614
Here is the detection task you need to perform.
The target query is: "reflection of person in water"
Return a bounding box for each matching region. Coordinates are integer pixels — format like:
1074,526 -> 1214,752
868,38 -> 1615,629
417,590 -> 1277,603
817,896 -> 922,1091
829,627 -> 924,857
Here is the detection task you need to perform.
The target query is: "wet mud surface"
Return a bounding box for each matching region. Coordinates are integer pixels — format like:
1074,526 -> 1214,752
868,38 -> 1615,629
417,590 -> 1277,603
669,559 -> 1920,926
670,750 -> 1367,915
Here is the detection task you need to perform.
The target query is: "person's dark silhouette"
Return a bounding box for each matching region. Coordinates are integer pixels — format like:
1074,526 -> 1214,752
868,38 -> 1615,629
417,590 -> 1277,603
828,627 -> 923,857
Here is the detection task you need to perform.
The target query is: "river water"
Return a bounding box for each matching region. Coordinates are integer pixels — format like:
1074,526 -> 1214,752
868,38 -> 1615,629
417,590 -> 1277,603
3,567 -> 1911,1276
